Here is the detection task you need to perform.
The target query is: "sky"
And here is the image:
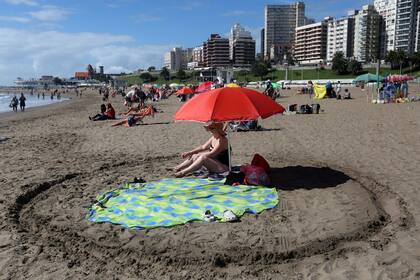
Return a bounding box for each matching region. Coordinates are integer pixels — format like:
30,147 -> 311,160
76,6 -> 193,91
0,0 -> 371,85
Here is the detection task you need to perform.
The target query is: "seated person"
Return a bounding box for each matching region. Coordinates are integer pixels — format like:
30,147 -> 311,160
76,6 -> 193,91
90,103 -> 115,121
343,88 -> 351,99
120,103 -> 146,116
171,122 -> 229,177
89,104 -> 106,121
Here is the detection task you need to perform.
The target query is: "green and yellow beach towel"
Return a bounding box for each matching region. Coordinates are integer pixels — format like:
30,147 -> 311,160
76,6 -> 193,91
88,178 -> 278,229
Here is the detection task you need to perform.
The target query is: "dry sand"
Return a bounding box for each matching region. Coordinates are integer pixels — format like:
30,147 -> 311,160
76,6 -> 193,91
0,86 -> 420,279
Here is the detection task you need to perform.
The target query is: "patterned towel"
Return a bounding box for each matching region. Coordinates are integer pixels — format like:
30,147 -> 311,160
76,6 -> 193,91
87,178 -> 278,229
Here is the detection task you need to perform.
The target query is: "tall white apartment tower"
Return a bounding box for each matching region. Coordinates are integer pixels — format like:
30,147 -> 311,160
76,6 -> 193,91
375,0 -> 420,55
374,0 -> 397,57
264,2 -> 305,62
353,5 -> 381,62
326,11 -> 357,62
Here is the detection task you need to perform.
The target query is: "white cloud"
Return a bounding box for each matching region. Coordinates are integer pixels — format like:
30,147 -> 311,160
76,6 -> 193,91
0,15 -> 31,23
0,28 -> 175,85
5,0 -> 39,6
29,5 -> 71,22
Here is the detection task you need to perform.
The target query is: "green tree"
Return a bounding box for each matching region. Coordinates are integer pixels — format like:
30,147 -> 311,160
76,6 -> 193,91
160,67 -> 170,81
176,69 -> 186,80
251,60 -> 269,79
347,59 -> 363,75
385,50 -> 407,70
140,72 -> 154,82
332,52 -> 349,75
147,66 -> 156,72
408,52 -> 420,69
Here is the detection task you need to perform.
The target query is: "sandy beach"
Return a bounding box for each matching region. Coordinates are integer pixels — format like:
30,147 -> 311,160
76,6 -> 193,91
1,86 -> 420,279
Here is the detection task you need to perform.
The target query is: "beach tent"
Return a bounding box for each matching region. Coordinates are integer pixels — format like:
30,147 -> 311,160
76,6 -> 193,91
174,87 -> 285,170
313,84 -> 327,99
353,73 -> 385,83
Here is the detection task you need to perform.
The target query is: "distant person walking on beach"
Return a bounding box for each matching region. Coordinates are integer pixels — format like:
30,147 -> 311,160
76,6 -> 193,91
335,81 -> 342,98
19,93 -> 26,111
10,95 -> 18,112
42,92 -> 45,99
37,92 -> 40,99
307,80 -> 314,99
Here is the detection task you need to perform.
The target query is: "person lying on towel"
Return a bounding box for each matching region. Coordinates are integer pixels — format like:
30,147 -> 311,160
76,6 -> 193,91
171,122 -> 229,177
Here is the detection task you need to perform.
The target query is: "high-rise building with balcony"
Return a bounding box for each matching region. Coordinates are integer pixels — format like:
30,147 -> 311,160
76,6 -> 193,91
353,5 -> 381,62
374,0 -> 397,57
375,0 -> 420,55
229,24 -> 256,67
261,28 -> 265,58
326,11 -> 356,62
264,2 -> 306,62
192,46 -> 204,67
164,47 -> 191,71
294,18 -> 331,65
203,34 -> 230,68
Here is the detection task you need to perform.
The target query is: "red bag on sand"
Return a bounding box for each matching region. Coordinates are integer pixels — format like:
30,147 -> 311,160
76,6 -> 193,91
240,165 -> 271,187
251,154 -> 270,172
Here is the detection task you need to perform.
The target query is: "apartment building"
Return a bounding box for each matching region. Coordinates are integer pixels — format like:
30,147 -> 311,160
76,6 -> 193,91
327,12 -> 356,62
353,5 -> 381,62
203,34 -> 230,68
264,2 -> 306,62
294,18 -> 330,65
229,24 -> 256,67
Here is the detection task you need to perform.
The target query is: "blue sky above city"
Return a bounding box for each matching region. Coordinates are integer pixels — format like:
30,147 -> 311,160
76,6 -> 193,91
0,0 -> 371,85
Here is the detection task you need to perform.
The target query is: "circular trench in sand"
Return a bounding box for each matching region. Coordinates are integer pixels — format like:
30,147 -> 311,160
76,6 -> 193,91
7,156 -> 413,276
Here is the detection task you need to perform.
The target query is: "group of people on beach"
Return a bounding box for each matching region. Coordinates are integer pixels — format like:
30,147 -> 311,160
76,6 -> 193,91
9,93 -> 26,112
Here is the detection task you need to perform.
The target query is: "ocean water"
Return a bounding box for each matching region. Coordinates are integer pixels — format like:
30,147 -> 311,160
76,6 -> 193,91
0,92 -> 68,113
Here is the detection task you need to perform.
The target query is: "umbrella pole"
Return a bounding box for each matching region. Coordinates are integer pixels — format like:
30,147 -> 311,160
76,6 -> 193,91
227,125 -> 232,171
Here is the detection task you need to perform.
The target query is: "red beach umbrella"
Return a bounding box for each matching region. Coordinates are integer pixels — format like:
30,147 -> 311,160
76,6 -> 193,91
176,87 -> 194,95
196,81 -> 213,93
174,87 -> 285,123
174,87 -> 285,170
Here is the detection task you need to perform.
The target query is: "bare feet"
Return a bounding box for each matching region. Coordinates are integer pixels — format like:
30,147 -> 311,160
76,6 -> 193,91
174,170 -> 186,178
166,167 -> 179,172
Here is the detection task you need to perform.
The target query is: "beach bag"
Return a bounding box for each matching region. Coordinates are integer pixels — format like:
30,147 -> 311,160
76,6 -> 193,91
224,171 -> 245,186
240,165 -> 271,187
251,154 -> 270,173
311,104 -> 320,114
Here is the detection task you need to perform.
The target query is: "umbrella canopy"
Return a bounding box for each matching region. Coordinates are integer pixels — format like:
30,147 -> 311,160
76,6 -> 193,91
226,83 -> 240,88
271,82 -> 279,89
174,87 -> 285,123
176,87 -> 194,95
169,83 -> 180,88
196,81 -> 213,93
354,73 -> 385,83
174,87 -> 285,171
387,74 -> 414,82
